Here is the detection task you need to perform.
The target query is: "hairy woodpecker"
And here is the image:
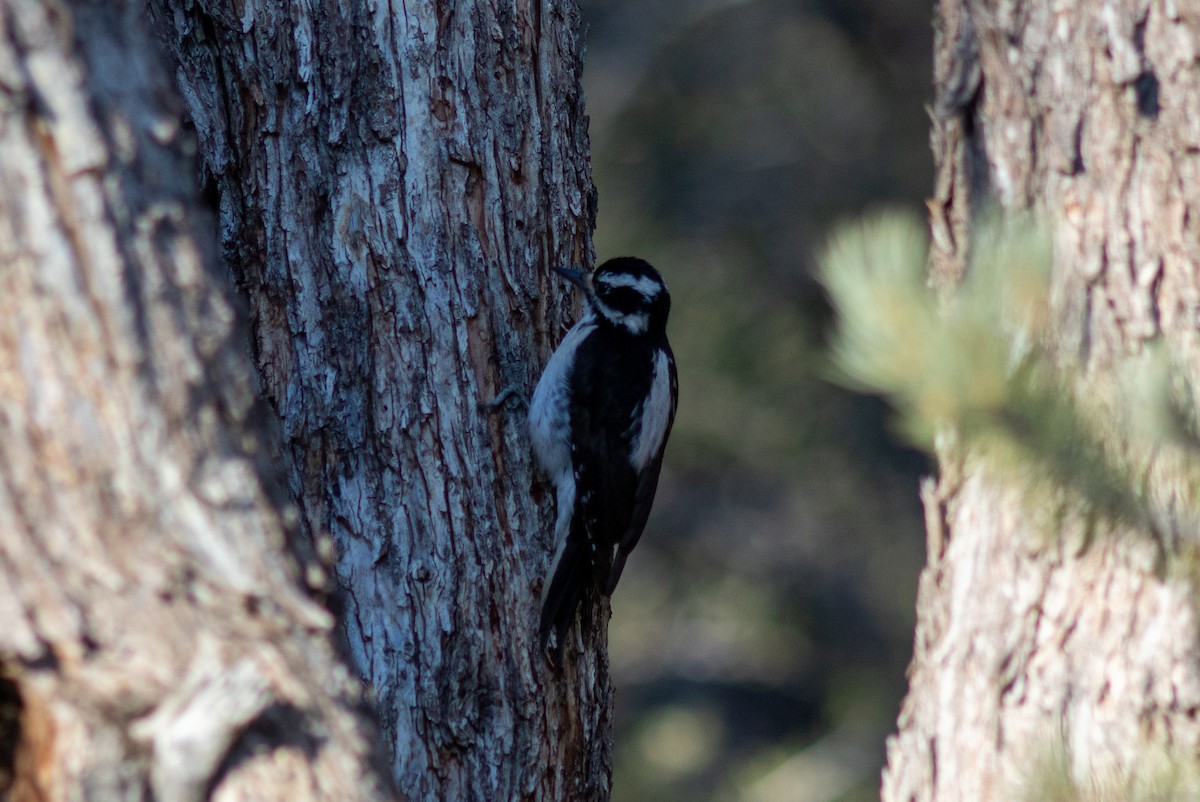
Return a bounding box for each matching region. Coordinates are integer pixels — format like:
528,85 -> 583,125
528,257 -> 678,666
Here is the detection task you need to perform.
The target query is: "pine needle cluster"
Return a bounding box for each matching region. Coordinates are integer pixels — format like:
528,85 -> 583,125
1020,739 -> 1200,802
819,210 -> 1200,536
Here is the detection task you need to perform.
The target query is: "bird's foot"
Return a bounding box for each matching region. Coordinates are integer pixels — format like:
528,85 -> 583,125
481,384 -> 528,413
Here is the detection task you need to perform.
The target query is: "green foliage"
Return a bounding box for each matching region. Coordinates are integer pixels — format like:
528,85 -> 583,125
820,212 -> 1054,442
819,210 -> 1189,530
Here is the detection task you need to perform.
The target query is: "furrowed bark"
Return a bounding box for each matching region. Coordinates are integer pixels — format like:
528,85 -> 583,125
152,0 -> 612,799
0,1 -> 395,800
885,0 -> 1200,799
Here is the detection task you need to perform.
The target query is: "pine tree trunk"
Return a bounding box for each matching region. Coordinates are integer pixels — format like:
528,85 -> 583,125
151,1 -> 610,800
884,0 -> 1200,798
0,1 -> 396,800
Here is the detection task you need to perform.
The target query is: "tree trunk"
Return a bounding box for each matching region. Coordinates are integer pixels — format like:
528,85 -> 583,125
0,1 -> 396,800
884,0 -> 1200,799
151,1 -> 610,800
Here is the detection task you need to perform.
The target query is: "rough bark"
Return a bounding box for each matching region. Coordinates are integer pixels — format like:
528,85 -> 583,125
0,1 -> 396,800
885,0 -> 1200,799
150,1 -> 609,800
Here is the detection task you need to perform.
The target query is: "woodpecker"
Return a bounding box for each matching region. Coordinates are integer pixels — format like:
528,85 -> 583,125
528,256 -> 678,666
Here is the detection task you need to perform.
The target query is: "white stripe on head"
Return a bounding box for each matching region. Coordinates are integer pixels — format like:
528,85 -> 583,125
596,272 -> 664,298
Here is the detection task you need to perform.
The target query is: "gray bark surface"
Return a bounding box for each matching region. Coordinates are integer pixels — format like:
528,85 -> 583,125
151,1 -> 610,800
885,0 -> 1200,799
0,1 -> 396,800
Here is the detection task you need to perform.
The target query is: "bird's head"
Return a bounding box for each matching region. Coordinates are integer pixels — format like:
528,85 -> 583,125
554,257 -> 671,336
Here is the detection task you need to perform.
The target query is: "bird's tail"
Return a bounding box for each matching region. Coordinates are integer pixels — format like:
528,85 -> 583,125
538,534 -> 591,669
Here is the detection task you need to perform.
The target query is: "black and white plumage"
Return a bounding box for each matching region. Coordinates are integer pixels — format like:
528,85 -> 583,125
528,256 -> 678,666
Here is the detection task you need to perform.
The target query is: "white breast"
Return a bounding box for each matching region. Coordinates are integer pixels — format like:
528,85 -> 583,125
529,316 -> 596,546
629,348 -> 674,471
529,316 -> 595,485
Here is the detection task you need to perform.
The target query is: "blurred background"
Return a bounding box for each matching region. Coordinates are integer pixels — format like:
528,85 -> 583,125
577,1 -> 934,800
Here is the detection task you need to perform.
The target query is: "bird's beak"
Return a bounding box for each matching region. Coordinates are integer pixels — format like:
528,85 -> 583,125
552,266 -> 590,292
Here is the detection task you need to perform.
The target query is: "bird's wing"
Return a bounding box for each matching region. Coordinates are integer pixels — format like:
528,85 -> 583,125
602,347 -> 677,596
538,354 -> 640,660
573,405 -> 639,562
